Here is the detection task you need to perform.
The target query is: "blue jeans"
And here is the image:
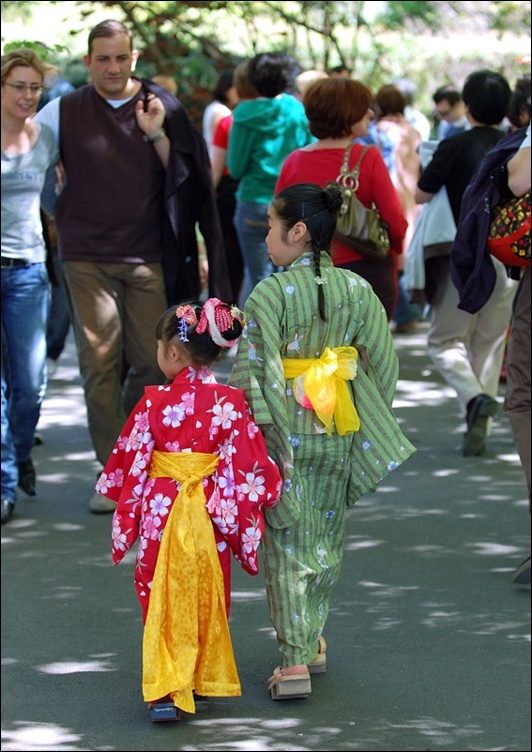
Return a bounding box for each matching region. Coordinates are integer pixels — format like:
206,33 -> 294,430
233,201 -> 274,307
1,262 -> 48,502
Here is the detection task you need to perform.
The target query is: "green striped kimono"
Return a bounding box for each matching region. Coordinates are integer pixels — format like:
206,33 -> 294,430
228,251 -> 416,667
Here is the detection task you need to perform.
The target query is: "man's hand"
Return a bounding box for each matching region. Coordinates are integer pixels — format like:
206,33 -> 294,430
135,92 -> 166,140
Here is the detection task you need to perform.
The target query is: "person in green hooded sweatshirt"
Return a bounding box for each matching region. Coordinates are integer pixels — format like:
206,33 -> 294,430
227,52 -> 314,307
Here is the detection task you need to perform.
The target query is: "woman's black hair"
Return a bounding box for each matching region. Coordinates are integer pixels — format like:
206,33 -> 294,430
212,70 -> 235,105
271,183 -> 343,320
247,52 -> 300,98
155,300 -> 243,366
508,76 -> 531,128
462,69 -> 511,126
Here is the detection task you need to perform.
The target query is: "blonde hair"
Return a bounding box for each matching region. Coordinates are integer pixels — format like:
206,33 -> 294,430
295,69 -> 328,97
1,47 -> 58,86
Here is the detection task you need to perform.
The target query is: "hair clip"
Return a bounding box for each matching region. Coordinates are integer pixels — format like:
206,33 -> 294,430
175,304 -> 197,342
314,275 -> 327,285
230,304 -> 246,326
197,298 -> 244,348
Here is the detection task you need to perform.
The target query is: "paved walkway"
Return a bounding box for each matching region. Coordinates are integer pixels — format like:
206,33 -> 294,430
1,323 -> 530,751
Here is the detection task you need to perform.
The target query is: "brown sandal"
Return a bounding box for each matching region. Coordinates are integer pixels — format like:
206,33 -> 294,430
267,666 -> 312,700
308,636 -> 327,674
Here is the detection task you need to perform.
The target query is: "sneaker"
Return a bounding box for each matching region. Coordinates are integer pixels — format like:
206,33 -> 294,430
463,393 -> 499,457
513,555 -> 531,584
89,492 -> 116,515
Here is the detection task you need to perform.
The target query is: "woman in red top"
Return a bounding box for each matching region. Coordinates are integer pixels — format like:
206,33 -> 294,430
275,77 -> 407,319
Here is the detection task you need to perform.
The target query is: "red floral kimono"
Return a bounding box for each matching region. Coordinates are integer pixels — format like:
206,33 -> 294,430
96,365 -> 281,712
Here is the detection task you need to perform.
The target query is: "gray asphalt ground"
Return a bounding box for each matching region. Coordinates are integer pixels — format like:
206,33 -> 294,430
1,321 -> 530,752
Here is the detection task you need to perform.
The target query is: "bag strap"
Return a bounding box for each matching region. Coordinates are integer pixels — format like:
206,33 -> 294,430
336,144 -> 371,189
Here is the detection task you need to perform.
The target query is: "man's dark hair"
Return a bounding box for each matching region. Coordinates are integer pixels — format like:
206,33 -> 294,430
88,20 -> 133,56
433,85 -> 461,107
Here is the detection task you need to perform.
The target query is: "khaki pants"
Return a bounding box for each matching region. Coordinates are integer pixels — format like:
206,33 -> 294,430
61,261 -> 167,466
428,257 -> 518,420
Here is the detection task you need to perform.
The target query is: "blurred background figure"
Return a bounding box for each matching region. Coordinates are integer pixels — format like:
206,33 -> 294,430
202,69 -> 238,159
227,51 -> 313,306
392,76 -> 431,142
151,73 -> 177,97
294,69 -> 328,100
507,76 -> 531,131
432,84 -> 470,140
374,83 -> 424,333
415,69 -> 517,457
328,64 -> 351,79
37,69 -> 75,378
210,60 -> 258,303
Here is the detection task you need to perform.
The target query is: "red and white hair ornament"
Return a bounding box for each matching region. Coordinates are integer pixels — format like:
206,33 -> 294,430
196,298 -> 244,348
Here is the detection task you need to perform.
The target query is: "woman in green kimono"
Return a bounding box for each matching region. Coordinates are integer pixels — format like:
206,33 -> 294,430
228,183 -> 416,700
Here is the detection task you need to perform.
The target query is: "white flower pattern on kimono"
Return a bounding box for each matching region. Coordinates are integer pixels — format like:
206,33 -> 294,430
165,440 -> 181,452
218,436 -> 237,462
149,493 -> 173,517
239,464 -> 267,502
218,465 -> 237,497
210,396 -> 239,430
241,519 -> 261,555
245,421 -> 257,440
132,444 -> 155,477
112,519 -> 129,552
103,365 -> 281,620
162,403 -> 186,428
142,512 -> 163,541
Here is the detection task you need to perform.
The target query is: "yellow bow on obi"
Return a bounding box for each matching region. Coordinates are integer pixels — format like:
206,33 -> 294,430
142,450 -> 241,714
282,346 -> 360,436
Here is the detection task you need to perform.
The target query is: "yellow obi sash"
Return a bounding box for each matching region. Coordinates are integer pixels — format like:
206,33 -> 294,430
142,450 -> 241,714
282,346 -> 360,436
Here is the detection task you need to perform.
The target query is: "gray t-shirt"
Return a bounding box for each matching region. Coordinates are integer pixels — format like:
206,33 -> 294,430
1,123 -> 58,261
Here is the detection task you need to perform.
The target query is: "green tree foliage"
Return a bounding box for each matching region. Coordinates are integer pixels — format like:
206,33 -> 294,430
2,0 -> 530,122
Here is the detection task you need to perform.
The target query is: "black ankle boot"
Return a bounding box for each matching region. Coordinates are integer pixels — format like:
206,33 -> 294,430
18,458 -> 36,496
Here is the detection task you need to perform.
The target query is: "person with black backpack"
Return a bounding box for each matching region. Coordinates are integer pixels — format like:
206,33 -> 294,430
451,121 -> 531,583
414,69 -> 518,457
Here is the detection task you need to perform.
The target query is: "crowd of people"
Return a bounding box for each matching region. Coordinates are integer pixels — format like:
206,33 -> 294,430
1,19 -> 530,723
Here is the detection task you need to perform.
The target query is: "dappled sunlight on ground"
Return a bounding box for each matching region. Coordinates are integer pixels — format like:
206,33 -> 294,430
2,326 -> 529,752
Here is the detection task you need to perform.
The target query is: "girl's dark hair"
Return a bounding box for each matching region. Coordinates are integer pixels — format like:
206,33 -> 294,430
155,300 -> 243,366
271,183 -> 343,320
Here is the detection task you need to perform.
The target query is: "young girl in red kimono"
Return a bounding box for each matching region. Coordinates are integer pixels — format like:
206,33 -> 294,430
95,298 -> 282,722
